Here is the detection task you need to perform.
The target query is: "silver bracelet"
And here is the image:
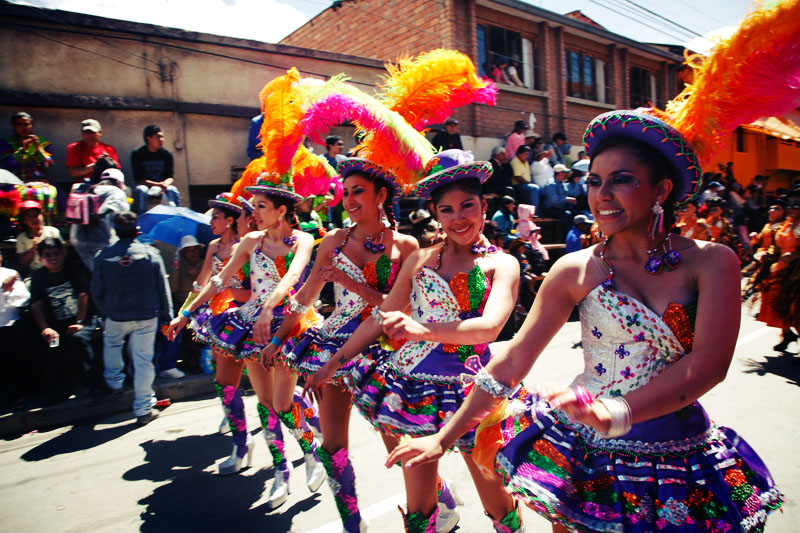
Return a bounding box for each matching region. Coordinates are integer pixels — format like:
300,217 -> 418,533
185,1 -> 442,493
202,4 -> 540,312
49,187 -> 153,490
192,281 -> 203,292
598,397 -> 632,438
371,306 -> 382,325
209,275 -> 223,294
287,297 -> 309,315
474,368 -> 513,399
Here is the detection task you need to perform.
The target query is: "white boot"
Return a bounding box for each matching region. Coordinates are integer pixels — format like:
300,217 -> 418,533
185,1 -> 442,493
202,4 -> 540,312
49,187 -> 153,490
305,452 -> 327,492
267,461 -> 292,510
218,437 -> 253,475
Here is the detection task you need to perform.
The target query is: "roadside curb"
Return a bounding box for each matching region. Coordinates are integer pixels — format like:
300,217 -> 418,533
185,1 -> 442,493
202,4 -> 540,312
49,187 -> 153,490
0,373 -> 248,438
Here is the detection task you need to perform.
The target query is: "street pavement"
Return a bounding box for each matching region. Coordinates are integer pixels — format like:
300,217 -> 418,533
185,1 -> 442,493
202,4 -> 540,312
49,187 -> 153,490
0,306 -> 796,532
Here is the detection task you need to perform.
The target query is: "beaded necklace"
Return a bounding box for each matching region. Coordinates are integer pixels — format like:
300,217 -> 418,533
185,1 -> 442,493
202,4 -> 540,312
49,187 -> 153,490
434,237 -> 498,271
600,234 -> 681,289
333,225 -> 388,256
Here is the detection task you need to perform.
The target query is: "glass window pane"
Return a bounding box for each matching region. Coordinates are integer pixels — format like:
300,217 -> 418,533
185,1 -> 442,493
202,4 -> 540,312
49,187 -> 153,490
477,25 -> 487,77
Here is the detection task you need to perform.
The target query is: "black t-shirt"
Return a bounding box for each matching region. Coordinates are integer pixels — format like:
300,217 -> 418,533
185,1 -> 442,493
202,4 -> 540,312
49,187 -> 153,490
30,262 -> 89,332
130,145 -> 174,184
430,131 -> 463,151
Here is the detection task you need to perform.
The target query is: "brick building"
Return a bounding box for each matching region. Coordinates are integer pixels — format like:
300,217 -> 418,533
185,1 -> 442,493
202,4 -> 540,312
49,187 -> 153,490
282,0 -> 684,153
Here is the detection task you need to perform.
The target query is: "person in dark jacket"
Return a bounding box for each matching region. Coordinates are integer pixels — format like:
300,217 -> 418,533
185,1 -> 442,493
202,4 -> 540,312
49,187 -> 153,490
91,211 -> 172,425
430,117 -> 463,151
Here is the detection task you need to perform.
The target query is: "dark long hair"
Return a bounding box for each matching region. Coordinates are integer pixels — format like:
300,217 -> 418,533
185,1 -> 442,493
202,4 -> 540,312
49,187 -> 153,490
590,137 -> 680,228
214,206 -> 239,235
343,170 -> 397,230
265,194 -> 301,230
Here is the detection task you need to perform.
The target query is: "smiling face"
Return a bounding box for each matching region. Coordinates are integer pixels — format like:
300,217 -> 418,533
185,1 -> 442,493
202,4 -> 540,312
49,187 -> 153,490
342,173 -> 386,224
433,184 -> 487,247
587,146 -> 672,237
40,245 -> 65,273
252,194 -> 286,230
209,207 -> 234,236
21,208 -> 43,233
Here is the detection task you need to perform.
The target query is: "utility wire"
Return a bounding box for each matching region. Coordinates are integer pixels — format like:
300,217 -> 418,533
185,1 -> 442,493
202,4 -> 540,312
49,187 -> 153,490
619,0 -> 704,38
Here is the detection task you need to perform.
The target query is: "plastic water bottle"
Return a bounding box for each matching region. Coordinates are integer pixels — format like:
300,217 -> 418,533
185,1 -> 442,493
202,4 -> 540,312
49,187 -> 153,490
199,347 -> 214,374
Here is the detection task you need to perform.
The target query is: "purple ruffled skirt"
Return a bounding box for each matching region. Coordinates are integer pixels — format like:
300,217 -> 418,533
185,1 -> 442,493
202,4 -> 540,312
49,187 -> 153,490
493,388 -> 783,532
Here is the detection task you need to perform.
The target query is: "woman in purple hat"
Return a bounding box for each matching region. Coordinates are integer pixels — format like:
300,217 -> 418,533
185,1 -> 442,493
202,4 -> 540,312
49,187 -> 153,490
386,111 -> 784,532
305,149 -> 523,533
167,177 -> 327,511
261,158 -> 418,533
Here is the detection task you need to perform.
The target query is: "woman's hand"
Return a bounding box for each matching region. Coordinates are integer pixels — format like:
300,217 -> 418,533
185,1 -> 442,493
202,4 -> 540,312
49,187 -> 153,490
302,361 -> 338,402
260,342 -> 279,369
166,315 -> 188,341
252,307 -> 274,345
319,265 -> 352,290
380,310 -> 427,342
384,435 -> 445,469
537,383 -> 611,434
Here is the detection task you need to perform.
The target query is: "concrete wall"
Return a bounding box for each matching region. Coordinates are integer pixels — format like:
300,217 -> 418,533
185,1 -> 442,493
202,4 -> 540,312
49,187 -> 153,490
0,3 -> 385,204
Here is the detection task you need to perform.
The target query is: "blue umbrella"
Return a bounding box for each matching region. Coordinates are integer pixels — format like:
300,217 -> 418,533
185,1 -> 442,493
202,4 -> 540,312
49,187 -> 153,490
138,205 -> 214,247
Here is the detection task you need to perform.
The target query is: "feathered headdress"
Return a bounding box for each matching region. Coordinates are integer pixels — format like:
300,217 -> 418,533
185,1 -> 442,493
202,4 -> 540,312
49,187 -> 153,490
584,0 -> 800,203
233,68 -> 338,202
378,49 -> 497,130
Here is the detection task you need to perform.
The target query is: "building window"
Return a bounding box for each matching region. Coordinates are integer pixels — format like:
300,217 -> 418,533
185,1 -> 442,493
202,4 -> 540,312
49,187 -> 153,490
630,67 -> 654,108
477,24 -> 536,89
565,50 -> 600,101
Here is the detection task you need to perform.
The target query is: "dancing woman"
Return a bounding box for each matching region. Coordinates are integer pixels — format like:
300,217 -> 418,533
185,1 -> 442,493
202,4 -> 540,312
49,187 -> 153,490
389,112 -> 785,532
306,150 -> 523,532
167,176 -> 327,509
262,158 -> 418,532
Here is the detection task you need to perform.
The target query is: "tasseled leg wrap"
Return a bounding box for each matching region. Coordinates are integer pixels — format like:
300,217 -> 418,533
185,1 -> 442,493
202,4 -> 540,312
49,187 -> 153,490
488,501 -> 524,532
257,402 -> 289,479
318,447 -> 363,533
220,384 -> 247,457
400,506 -> 439,533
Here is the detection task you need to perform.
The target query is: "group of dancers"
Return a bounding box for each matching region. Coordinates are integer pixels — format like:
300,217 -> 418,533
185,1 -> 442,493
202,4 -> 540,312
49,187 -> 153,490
163,2 -> 800,530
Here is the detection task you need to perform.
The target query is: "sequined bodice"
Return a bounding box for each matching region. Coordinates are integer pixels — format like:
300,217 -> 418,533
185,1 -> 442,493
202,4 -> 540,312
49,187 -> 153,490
387,266 -> 492,381
574,284 -> 696,398
237,248 -> 292,321
321,251 -> 400,336
211,253 -> 249,290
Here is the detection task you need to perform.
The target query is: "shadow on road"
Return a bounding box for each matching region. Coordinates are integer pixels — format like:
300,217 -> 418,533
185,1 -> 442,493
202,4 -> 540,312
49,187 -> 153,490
124,434 -> 320,531
20,418 -> 138,461
742,351 -> 800,386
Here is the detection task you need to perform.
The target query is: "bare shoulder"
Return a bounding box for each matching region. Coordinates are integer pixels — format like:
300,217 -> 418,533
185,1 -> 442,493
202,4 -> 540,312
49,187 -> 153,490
392,231 -> 420,253
406,243 -> 440,269
685,238 -> 740,273
544,245 -> 605,299
494,250 -> 521,271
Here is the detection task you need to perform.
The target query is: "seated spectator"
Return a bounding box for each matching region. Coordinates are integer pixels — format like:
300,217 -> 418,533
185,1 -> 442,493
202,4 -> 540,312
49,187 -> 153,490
490,58 -> 512,85
506,59 -> 524,87
511,145 -> 540,210
484,146 -> 513,204
409,209 -> 441,248
16,200 -> 63,276
482,219 -> 504,250
491,195 -> 517,247
66,119 -> 120,183
700,180 -> 725,206
676,200 -> 710,241
0,249 -> 31,410
566,214 -> 593,254
540,163 -> 576,236
91,212 -> 173,425
530,149 -> 554,187
431,117 -> 463,152
132,125 -> 179,214
505,120 -> 528,162
0,111 -> 54,182
30,238 -> 100,403
516,204 -> 549,263
565,168 -> 589,214
544,132 -> 568,166
70,168 -> 130,272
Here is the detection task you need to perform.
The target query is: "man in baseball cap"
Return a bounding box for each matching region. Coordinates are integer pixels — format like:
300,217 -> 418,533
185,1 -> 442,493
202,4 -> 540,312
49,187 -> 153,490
66,118 -> 120,183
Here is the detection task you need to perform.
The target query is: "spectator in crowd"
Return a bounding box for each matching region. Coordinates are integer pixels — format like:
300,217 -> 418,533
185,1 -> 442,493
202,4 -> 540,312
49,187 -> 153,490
131,125 -> 179,214
91,212 -> 172,425
544,132 -> 568,166
506,59 -> 524,87
565,168 -> 589,214
66,119 -> 120,183
484,146 -> 512,200
490,57 -> 512,84
431,117 -> 463,151
510,145 -> 540,209
700,180 -> 725,206
676,200 -> 710,241
30,238 -> 99,403
505,120 -> 528,162
540,162 -> 576,234
515,203 -> 549,263
0,111 -> 54,182
16,200 -> 62,275
70,168 -> 130,272
565,214 -> 593,253
525,135 -> 544,163
323,135 -> 345,168
530,148 -> 554,187
0,249 -> 31,410
247,113 -> 263,161
491,195 -> 517,247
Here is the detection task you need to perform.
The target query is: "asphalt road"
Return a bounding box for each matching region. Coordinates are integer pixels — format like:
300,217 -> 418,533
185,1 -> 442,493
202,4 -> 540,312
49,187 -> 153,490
0,307 -> 796,532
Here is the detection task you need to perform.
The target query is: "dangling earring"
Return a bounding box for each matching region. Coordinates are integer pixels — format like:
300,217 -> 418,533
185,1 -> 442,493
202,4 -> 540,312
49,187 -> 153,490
378,203 -> 385,224
278,216 -> 284,230
647,201 -> 664,240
